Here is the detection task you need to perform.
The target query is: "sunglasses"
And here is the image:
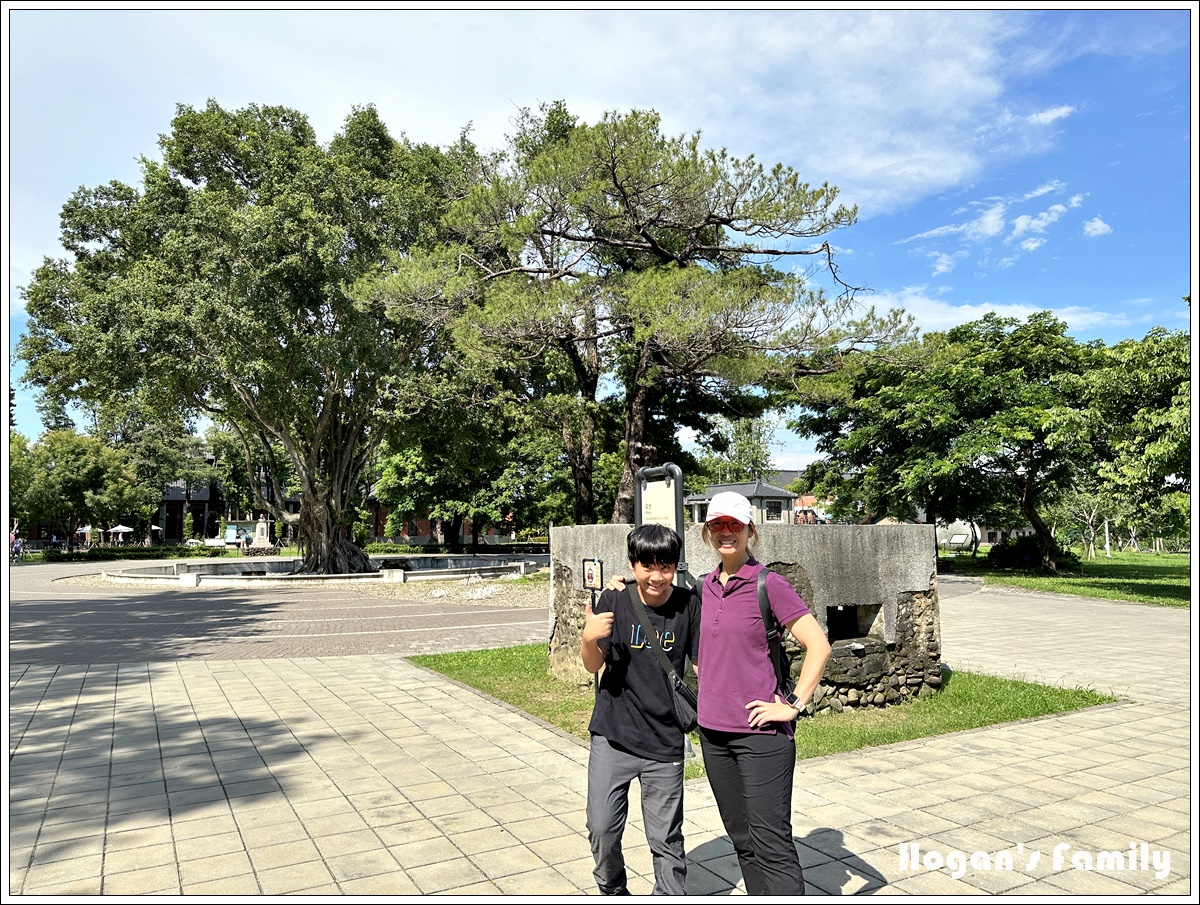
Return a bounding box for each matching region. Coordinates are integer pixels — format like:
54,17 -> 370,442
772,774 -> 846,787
707,518 -> 747,533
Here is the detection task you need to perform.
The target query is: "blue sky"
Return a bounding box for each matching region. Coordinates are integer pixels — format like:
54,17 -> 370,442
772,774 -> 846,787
4,7 -> 1196,470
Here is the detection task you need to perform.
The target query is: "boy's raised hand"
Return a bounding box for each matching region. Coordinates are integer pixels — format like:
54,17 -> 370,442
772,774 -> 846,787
582,601 -> 614,643
604,575 -> 628,592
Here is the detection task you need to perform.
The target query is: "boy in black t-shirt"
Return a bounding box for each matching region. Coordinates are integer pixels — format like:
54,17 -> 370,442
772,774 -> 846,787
581,524 -> 700,896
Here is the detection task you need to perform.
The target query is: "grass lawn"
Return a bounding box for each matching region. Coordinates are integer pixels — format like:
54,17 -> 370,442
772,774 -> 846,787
410,644 -> 1113,779
944,550 -> 1190,607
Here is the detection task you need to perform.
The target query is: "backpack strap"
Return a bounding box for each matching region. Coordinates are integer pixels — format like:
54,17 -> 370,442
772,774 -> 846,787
758,569 -> 795,703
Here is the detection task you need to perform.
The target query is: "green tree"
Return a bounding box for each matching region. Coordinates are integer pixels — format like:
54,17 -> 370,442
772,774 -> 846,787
204,423 -> 300,523
448,103 -> 906,524
18,101 -> 473,573
1087,321 -> 1190,542
793,313 -> 1104,570
90,397 -> 218,541
8,431 -> 34,529
692,415 -> 779,489
20,430 -> 142,541
373,397 -> 576,543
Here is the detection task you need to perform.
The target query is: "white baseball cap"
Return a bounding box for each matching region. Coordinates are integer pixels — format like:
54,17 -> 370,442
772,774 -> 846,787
706,491 -> 753,525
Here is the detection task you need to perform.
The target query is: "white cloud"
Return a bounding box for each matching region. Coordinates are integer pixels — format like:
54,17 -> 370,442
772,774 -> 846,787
929,252 -> 966,276
1019,237 -> 1046,252
967,202 -> 1009,240
870,286 -> 1133,334
900,200 -> 1007,245
1009,203 -> 1069,240
1083,216 -> 1113,236
1021,179 -> 1066,200
1027,105 -> 1076,125
1068,193 -> 1085,207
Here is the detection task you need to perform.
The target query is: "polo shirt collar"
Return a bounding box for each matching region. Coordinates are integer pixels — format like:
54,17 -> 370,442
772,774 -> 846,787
707,556 -> 761,588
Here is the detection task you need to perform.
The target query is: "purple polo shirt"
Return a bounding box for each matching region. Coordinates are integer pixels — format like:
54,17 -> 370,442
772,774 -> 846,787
698,557 -> 811,736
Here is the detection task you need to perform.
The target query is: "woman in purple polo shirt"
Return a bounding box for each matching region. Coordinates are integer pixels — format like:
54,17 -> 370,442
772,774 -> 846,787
698,491 -> 831,896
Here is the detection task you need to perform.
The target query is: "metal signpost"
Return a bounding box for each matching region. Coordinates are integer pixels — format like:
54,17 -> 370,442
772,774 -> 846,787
633,462 -> 688,579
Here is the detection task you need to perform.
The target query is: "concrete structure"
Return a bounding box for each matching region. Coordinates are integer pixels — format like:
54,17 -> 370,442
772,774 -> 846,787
549,523 -> 941,710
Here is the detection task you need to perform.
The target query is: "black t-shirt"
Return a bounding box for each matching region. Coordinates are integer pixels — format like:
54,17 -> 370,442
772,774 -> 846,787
588,584 -> 700,762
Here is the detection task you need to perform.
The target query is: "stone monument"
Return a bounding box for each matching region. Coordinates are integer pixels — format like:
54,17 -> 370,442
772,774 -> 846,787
250,516 -> 274,549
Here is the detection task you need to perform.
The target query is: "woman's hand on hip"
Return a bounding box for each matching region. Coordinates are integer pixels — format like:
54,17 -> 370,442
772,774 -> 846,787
745,695 -> 799,728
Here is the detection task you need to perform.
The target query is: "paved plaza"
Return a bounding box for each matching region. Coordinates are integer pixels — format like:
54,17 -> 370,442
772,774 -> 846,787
7,560 -> 1194,896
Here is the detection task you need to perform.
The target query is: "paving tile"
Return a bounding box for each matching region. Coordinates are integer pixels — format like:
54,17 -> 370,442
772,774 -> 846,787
889,867 -> 991,895
177,850 -> 254,885
389,835 -> 463,869
22,852 -> 104,893
244,838 -> 319,873
325,848 -> 404,882
491,865 -> 584,895
30,834 -> 104,865
172,831 -> 246,861
407,855 -> 488,893
102,842 -> 177,874
1091,814 -> 1180,843
1039,865 -> 1149,894
257,860 -> 338,895
338,869 -> 422,894
427,807 -> 497,835
303,811 -> 371,837
524,832 -> 593,867
472,843 -> 550,879
181,872 -> 262,894
312,828 -> 382,859
413,792 -> 475,818
803,856 -> 889,895
100,863 -> 181,895
449,825 -> 525,856
504,814 -> 577,845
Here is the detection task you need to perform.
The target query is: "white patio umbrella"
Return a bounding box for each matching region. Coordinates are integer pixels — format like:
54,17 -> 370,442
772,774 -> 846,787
109,525 -> 134,533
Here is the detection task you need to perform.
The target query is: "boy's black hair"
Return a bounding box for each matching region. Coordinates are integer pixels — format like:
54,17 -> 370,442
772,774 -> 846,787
626,523 -> 682,568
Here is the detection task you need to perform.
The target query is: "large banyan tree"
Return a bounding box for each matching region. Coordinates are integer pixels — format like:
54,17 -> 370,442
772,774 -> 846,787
19,101 -> 471,573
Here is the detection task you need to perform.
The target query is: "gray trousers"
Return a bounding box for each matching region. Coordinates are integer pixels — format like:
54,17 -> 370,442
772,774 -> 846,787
586,734 -> 686,895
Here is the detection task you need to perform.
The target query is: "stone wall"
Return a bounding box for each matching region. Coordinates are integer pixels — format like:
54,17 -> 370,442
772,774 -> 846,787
549,523 -> 941,709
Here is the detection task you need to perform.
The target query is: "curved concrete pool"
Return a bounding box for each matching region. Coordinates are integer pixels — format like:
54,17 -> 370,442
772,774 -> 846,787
104,554 -> 547,588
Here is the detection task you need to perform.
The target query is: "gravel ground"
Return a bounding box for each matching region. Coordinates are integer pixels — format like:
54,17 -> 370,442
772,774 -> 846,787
357,574 -> 551,608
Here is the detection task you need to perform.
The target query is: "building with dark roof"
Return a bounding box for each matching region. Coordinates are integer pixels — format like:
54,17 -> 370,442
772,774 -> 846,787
684,479 -> 797,525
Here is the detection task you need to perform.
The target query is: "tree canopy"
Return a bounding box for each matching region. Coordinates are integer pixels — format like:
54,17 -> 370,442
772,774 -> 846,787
792,312 -> 1107,570
444,102 -> 908,523
18,100 -> 474,572
11,430 -> 147,542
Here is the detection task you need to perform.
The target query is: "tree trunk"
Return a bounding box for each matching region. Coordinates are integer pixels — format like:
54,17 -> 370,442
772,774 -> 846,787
1018,479 -> 1058,571
562,413 -> 596,525
556,304 -> 601,526
611,343 -> 655,524
297,494 -> 373,574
